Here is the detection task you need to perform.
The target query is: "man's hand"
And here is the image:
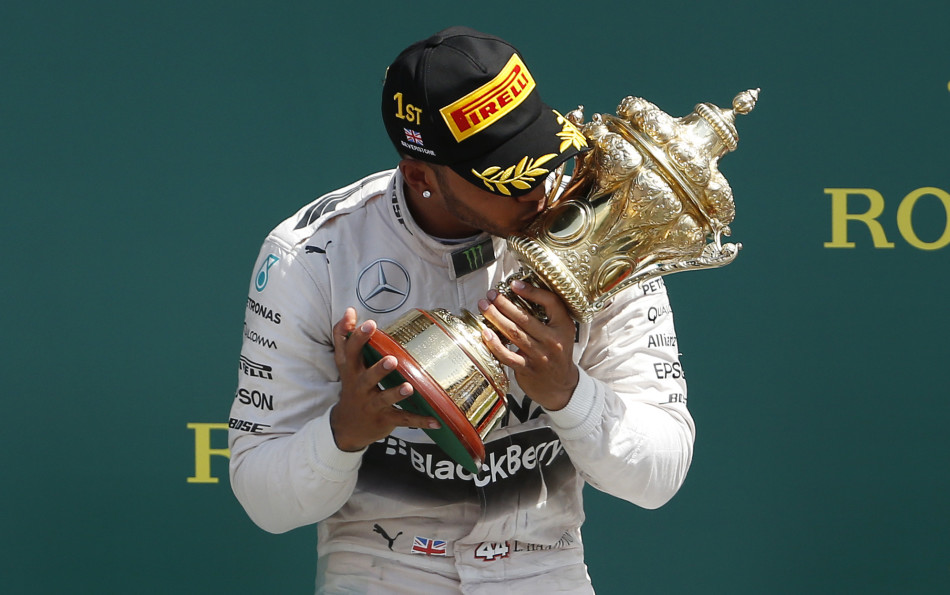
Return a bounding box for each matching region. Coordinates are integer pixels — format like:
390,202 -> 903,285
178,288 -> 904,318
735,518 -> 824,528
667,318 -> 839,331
329,307 -> 440,452
477,280 -> 579,411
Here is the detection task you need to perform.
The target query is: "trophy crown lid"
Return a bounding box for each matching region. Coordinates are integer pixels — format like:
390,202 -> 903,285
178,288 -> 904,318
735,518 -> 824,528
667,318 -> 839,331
733,88 -> 760,115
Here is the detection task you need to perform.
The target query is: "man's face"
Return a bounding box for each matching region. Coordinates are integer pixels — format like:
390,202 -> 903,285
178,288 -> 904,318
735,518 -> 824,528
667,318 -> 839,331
433,166 -> 549,238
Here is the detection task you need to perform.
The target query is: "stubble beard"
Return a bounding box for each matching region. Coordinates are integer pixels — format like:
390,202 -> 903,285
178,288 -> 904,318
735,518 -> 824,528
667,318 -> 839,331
433,167 -> 511,238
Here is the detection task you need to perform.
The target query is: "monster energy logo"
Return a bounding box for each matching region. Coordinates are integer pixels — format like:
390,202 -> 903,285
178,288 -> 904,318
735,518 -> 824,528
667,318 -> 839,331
450,239 -> 495,278
462,246 -> 484,269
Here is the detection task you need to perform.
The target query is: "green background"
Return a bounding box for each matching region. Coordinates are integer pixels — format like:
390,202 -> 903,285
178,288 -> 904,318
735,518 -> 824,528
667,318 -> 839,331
3,0 -> 948,593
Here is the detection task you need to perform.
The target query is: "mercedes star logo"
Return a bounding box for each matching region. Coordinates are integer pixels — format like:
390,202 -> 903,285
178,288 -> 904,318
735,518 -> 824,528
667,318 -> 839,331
356,258 -> 411,313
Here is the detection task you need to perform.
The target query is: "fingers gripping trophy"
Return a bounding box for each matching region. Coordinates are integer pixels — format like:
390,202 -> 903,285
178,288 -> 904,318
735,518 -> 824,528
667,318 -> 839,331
364,88 -> 760,473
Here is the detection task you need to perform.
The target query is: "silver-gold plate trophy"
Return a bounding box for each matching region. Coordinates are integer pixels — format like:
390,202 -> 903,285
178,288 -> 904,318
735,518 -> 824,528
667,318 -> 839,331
363,89 -> 760,473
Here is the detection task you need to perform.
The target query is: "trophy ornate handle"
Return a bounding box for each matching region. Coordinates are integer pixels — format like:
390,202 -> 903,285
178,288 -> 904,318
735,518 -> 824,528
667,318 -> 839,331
492,270 -> 550,324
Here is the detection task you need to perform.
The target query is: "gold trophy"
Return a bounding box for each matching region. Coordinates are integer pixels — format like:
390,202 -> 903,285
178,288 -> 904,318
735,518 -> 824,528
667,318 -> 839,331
364,89 -> 760,472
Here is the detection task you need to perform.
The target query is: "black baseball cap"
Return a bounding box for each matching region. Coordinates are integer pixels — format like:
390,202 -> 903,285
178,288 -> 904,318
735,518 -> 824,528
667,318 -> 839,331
382,26 -> 587,197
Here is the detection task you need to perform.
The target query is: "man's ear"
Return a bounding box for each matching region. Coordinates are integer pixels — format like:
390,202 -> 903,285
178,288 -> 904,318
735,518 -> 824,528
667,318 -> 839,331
399,158 -> 439,198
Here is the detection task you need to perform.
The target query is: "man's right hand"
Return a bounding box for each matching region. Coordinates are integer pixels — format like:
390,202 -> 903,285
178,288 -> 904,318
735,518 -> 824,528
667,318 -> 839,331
328,307 -> 441,452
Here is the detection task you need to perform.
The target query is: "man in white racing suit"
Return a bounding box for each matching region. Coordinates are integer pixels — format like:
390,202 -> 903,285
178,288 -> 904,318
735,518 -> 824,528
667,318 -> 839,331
229,27 -> 694,594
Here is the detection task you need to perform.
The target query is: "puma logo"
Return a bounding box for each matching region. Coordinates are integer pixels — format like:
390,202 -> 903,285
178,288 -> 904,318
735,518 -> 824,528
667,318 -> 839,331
373,524 -> 402,551
305,241 -> 332,255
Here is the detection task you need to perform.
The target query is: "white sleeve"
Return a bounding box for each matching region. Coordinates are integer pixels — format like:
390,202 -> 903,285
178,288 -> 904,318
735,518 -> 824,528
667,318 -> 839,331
543,279 -> 695,509
228,237 -> 362,534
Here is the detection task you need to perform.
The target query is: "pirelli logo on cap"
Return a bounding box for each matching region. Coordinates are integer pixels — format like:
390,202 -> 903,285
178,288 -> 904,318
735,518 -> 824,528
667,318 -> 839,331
440,54 -> 535,142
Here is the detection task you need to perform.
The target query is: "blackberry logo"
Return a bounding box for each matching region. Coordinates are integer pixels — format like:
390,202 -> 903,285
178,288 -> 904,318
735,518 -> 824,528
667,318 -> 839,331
380,436 -> 408,456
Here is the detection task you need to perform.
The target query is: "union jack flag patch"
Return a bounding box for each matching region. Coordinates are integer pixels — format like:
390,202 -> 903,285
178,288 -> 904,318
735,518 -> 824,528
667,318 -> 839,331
410,536 -> 447,556
404,129 -> 424,146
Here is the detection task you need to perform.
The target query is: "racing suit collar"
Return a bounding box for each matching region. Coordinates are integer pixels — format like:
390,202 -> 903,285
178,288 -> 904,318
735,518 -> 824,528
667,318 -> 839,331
387,169 -> 506,279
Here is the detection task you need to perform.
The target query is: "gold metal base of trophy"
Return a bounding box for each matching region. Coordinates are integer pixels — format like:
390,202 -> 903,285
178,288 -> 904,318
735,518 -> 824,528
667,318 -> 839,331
363,308 -> 509,473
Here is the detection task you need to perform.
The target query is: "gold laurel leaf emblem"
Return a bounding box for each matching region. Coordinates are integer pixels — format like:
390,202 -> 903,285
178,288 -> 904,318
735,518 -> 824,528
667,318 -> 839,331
473,154 -> 557,196
555,110 -> 588,153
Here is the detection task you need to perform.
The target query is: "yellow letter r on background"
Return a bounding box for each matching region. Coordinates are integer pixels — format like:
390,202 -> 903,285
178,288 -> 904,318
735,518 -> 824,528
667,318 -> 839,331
187,423 -> 230,484
824,188 -> 895,248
